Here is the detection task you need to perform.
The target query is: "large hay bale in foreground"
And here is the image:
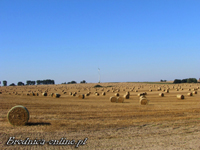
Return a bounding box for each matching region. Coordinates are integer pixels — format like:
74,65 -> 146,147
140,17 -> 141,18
78,94 -> 85,99
159,93 -> 164,97
177,94 -> 184,99
110,96 -> 117,103
117,97 -> 124,103
53,93 -> 61,98
7,105 -> 29,126
139,98 -> 149,105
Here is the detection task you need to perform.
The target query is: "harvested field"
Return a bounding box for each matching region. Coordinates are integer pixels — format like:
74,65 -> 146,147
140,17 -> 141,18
0,82 -> 200,149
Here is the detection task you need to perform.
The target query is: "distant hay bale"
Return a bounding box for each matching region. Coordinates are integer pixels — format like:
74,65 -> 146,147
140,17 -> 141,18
78,94 -> 85,99
115,93 -> 119,96
149,89 -> 152,92
176,89 -> 179,91
123,94 -> 129,99
7,105 -> 29,126
139,98 -> 149,105
117,97 -> 124,103
0,92 -> 2,94
26,93 -> 30,96
50,93 -> 54,97
102,92 -> 106,96
85,93 -> 90,96
126,91 -> 130,96
72,93 -> 76,96
110,96 -> 117,103
135,90 -> 138,92
95,92 -> 99,96
188,89 -> 191,91
30,92 -> 35,96
165,89 -> 169,93
36,93 -> 39,96
187,92 -> 193,96
53,93 -> 61,98
69,92 -> 72,95
42,92 -> 47,96
192,91 -> 197,94
177,94 -> 184,99
159,93 -> 164,97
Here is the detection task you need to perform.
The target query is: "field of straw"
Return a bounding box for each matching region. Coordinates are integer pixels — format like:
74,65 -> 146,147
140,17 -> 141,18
0,82 -> 200,149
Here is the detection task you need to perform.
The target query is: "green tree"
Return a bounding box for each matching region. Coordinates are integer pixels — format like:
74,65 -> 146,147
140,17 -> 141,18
17,81 -> 24,86
3,80 -> 7,86
9,83 -> 15,86
173,79 -> 182,84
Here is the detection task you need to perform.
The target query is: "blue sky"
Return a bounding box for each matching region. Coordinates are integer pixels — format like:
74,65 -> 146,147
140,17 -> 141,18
1,0 -> 200,85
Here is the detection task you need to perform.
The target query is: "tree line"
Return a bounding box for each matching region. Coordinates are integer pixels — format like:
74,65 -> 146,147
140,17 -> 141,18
1,79 -> 55,86
173,78 -> 198,83
61,80 -> 87,84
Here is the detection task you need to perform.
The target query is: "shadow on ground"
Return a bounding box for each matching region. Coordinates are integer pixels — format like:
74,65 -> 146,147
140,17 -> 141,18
26,122 -> 51,126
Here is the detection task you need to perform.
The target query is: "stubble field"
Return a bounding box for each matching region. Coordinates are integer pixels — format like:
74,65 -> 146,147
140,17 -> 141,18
0,82 -> 200,149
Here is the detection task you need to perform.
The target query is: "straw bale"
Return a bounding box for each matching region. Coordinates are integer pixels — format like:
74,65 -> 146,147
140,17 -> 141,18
7,105 -> 29,126
187,92 -> 193,96
69,92 -> 72,95
192,91 -> 197,94
123,94 -> 129,99
102,92 -> 106,96
110,96 -> 117,103
139,98 -> 149,105
159,93 -> 164,97
95,92 -> 99,96
42,92 -> 47,96
115,93 -> 119,96
78,94 -> 85,99
149,89 -> 152,92
117,97 -> 124,103
135,90 -> 138,92
177,94 -> 184,99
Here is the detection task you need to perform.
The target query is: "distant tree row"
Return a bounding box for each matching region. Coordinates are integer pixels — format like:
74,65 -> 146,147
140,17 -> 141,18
61,80 -> 86,84
160,79 -> 167,82
1,79 -> 55,86
173,78 -> 197,84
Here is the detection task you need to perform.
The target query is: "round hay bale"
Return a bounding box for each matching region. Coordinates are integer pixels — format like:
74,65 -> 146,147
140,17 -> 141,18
187,92 -> 193,96
72,93 -> 76,96
188,89 -> 191,91
117,97 -> 124,103
139,98 -> 149,105
115,93 -> 119,96
50,93 -> 54,97
192,91 -> 197,94
85,93 -> 90,96
165,89 -> 169,93
42,92 -> 47,96
69,92 -> 72,95
53,93 -> 60,98
7,105 -> 29,126
126,91 -> 130,96
26,93 -> 30,96
78,94 -> 85,99
95,92 -> 99,96
123,94 -> 129,99
135,90 -> 138,92
110,96 -> 117,103
177,94 -> 184,99
149,89 -> 152,92
102,92 -> 106,96
0,92 -> 2,94
159,93 -> 164,97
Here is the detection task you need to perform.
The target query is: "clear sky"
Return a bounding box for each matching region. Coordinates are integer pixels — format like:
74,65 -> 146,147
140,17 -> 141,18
1,0 -> 200,85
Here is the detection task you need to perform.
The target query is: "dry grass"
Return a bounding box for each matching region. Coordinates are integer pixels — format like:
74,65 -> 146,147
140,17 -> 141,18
0,82 -> 200,147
